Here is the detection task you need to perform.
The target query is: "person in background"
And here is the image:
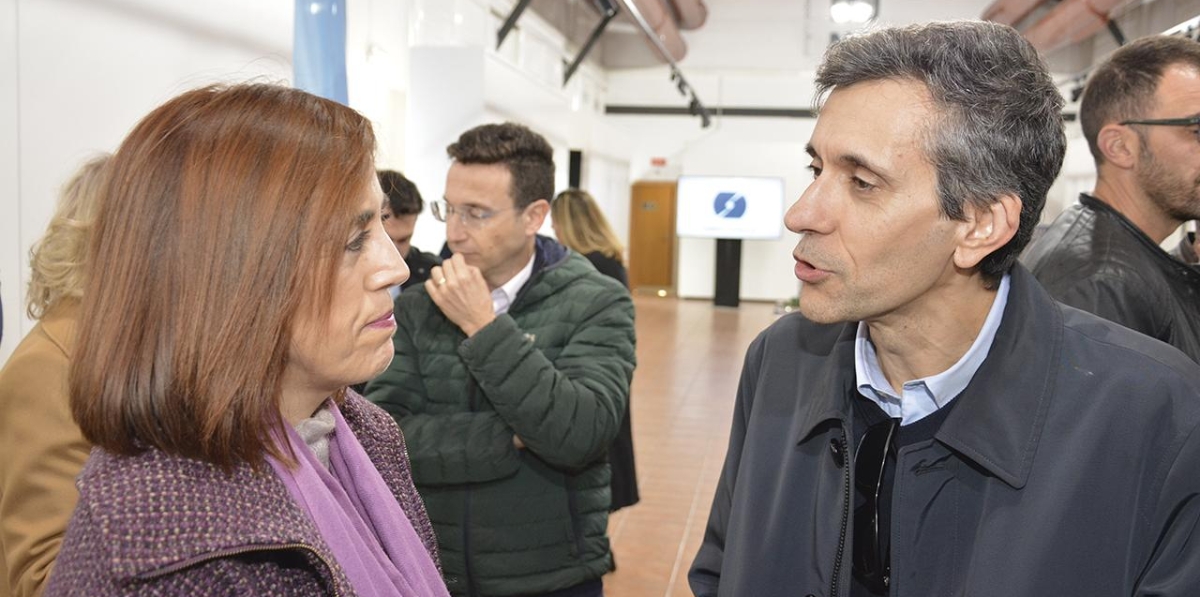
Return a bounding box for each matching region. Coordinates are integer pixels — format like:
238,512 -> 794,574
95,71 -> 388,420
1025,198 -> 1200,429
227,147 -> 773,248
44,83 -> 449,596
0,154 -> 109,597
550,188 -> 639,512
1022,35 -> 1200,361
378,169 -> 441,294
367,122 -> 635,597
551,189 -> 629,288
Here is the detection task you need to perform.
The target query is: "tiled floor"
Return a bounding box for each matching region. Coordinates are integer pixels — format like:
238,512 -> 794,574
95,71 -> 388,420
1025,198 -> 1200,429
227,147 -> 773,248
603,295 -> 781,597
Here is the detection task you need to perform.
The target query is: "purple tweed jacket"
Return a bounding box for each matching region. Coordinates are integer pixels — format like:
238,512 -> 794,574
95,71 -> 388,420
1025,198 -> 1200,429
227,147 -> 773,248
44,392 -> 441,596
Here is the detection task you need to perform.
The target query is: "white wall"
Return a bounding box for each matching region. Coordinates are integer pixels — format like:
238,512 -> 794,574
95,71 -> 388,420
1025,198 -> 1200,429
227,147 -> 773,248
1,0 -> 293,365
1,0 -> 18,357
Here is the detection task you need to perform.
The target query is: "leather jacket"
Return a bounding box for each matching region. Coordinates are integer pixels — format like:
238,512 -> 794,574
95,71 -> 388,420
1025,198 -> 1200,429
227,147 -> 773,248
1021,193 -> 1200,362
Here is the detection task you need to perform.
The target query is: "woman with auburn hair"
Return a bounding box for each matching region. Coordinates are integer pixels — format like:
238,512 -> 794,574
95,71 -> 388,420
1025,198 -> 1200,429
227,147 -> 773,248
549,188 -> 640,513
0,154 -> 109,597
44,84 -> 449,597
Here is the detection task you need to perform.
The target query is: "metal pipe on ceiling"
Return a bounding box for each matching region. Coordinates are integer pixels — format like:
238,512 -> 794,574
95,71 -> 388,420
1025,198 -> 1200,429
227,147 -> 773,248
630,0 -> 687,61
1022,0 -> 1131,52
668,0 -> 708,30
615,0 -> 711,126
981,0 -> 1052,27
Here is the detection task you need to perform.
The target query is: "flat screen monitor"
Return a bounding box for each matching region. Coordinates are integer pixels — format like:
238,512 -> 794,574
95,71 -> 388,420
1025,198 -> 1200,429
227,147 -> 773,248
675,175 -> 785,240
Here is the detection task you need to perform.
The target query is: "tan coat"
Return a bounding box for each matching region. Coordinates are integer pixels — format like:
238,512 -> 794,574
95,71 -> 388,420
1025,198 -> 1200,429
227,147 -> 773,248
0,301 -> 87,597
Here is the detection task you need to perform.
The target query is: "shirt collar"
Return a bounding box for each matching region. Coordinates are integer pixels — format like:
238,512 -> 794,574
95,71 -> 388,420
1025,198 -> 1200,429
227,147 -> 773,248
491,251 -> 537,315
854,274 -> 1011,425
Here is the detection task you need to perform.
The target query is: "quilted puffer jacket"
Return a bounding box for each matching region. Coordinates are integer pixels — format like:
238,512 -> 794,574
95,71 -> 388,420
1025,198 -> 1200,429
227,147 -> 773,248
367,236 -> 636,597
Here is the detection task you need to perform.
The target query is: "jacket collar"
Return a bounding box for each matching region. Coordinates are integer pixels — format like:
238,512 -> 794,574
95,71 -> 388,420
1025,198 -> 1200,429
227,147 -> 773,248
40,299 -> 80,357
792,265 -> 1059,489
1081,193 -> 1200,285
510,235 -> 579,310
933,264 -> 1060,489
794,323 -> 859,443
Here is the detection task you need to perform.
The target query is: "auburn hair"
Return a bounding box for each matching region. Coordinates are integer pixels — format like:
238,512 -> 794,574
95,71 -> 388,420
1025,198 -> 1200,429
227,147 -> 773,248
551,189 -> 624,263
70,84 -> 377,469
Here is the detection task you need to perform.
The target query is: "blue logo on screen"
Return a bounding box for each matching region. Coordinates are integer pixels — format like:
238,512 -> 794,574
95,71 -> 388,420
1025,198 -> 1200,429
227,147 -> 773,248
713,192 -> 747,218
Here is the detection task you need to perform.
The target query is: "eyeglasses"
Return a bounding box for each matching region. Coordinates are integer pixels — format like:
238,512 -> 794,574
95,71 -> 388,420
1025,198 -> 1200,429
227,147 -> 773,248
431,200 -> 522,229
853,418 -> 898,593
1120,116 -> 1200,143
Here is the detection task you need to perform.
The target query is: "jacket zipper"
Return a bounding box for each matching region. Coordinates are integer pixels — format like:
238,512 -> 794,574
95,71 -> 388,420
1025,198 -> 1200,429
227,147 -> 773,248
463,377 -> 479,597
830,427 -> 851,597
139,543 -> 342,596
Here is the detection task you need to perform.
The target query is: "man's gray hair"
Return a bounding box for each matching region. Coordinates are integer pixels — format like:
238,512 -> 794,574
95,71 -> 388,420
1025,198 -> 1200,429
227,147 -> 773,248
815,20 -> 1066,287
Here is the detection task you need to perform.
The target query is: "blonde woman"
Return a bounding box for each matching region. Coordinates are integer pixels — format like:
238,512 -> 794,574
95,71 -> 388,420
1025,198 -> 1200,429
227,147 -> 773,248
550,189 -> 629,288
0,154 -> 109,597
550,188 -> 639,512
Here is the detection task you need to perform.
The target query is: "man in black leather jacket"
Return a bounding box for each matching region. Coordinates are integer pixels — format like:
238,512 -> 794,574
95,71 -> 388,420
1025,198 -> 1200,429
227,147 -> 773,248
1022,36 -> 1200,362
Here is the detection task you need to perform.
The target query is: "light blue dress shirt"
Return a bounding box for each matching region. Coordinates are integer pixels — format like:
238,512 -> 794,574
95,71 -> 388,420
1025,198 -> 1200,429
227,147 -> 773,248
854,274 -> 1010,425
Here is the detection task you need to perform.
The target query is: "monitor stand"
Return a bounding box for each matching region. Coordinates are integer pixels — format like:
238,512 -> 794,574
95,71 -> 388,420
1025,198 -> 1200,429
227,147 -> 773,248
714,238 -> 741,307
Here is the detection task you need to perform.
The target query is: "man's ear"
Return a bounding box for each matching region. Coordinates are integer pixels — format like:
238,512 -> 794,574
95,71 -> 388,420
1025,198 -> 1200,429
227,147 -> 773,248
523,199 -> 551,236
954,193 -> 1021,270
1096,123 -> 1138,170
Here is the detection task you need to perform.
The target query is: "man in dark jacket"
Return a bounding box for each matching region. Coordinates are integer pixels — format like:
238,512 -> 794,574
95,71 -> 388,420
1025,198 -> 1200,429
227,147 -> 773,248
378,169 -> 441,293
367,123 -> 635,597
689,21 -> 1200,597
1022,36 -> 1200,362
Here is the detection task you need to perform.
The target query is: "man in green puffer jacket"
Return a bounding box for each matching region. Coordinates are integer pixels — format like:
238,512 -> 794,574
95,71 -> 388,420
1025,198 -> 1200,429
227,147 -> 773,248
366,122 -> 635,597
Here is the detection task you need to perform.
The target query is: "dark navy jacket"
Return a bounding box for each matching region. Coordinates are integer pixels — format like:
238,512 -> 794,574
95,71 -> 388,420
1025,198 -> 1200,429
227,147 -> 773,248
690,265 -> 1200,597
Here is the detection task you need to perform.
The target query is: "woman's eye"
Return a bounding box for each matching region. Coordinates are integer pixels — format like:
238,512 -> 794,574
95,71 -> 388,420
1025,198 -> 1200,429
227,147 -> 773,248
346,230 -> 370,252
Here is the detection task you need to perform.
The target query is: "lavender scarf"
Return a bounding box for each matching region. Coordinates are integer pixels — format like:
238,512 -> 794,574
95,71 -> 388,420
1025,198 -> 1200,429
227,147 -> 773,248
268,402 -> 450,597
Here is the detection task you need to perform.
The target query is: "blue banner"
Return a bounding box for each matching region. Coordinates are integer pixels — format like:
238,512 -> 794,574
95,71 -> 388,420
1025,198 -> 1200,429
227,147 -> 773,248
294,0 -> 348,105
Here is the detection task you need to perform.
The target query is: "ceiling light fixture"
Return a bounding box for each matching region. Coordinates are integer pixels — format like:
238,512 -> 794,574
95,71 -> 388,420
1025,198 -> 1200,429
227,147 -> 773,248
830,0 -> 876,25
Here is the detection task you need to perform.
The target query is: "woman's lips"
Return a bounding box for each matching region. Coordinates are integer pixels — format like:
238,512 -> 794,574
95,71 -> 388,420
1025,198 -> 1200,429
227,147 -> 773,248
367,311 -> 396,329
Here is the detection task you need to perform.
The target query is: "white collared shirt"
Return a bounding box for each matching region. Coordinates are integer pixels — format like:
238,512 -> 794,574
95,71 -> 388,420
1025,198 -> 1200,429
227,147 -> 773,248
853,274 -> 1011,425
491,252 -> 536,315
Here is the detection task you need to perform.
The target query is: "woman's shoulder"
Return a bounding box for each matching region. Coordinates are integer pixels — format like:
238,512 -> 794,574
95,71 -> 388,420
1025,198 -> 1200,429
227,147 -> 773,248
582,251 -> 629,288
339,390 -> 402,439
66,447 -> 322,581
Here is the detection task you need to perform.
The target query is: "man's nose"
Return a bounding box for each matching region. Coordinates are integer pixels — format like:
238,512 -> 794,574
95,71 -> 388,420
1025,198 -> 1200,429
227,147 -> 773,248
445,213 -> 468,241
786,179 -> 834,236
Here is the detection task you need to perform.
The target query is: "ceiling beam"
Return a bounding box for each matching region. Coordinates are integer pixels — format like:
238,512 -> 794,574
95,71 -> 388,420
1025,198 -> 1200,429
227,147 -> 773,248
982,0 -> 1052,27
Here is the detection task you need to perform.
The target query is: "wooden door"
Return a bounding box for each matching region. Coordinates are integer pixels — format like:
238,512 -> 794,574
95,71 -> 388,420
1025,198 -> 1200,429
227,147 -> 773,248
628,181 -> 676,291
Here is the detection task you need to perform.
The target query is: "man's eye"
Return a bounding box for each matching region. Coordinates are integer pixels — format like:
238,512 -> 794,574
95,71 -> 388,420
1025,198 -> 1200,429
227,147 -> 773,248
851,177 -> 876,191
467,207 -> 490,220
